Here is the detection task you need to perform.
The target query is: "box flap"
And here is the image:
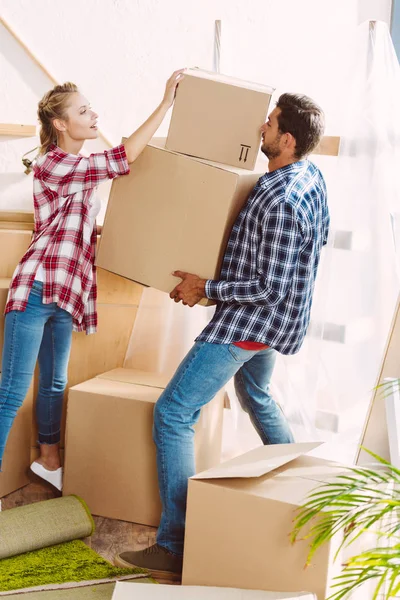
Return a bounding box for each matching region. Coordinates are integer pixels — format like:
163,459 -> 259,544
184,68 -> 275,95
112,582 -> 315,600
96,368 -> 169,390
192,442 -> 322,480
274,454 -> 348,484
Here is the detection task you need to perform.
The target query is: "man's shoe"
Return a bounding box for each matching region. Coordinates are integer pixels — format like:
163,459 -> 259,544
114,543 -> 183,582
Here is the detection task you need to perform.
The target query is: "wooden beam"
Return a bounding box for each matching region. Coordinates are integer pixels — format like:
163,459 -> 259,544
0,16 -> 113,148
0,123 -> 36,137
312,136 -> 340,157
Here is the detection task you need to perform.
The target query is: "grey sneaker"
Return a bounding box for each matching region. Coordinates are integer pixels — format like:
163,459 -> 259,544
114,543 -> 183,582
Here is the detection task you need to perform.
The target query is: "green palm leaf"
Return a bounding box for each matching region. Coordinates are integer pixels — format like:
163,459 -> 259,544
291,445 -> 400,599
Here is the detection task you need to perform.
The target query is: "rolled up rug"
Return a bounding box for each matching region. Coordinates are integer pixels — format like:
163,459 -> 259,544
0,496 -> 94,559
0,496 -> 150,593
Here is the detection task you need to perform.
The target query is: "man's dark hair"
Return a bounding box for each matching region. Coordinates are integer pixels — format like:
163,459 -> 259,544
276,93 -> 325,159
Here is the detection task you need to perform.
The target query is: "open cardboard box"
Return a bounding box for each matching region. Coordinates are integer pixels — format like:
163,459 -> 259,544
182,442 -> 346,600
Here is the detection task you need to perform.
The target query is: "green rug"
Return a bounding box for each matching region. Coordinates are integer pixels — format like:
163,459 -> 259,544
0,539 -> 149,592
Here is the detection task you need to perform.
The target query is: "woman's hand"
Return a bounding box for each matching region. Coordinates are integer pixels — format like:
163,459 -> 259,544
161,69 -> 185,109
123,69 -> 185,163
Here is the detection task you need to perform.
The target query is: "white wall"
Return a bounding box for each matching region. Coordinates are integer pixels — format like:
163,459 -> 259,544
1,0 -> 392,215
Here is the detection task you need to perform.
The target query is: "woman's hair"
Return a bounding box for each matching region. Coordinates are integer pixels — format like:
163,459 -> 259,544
37,82 -> 78,154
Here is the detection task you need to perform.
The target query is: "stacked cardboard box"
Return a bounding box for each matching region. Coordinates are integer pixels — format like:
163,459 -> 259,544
83,69 -> 274,526
96,69 -> 273,296
63,368 -> 224,526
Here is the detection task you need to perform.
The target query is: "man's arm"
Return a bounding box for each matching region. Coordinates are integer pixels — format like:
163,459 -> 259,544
171,202 -> 303,307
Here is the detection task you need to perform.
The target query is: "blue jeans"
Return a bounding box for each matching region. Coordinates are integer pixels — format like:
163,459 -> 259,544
153,341 -> 294,556
0,281 -> 73,471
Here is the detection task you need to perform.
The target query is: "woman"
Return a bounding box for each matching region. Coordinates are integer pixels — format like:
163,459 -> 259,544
0,69 -> 184,490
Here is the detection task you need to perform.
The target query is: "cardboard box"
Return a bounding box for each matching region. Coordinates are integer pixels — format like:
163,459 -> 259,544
0,277 -> 33,498
112,582 -> 316,600
166,68 -> 274,170
182,443 -> 345,600
0,384 -> 33,498
96,139 -> 266,300
0,230 -> 32,277
63,368 -> 224,526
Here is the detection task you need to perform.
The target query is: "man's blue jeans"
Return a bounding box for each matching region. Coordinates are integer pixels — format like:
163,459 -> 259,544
153,341 -> 294,556
0,281 -> 73,471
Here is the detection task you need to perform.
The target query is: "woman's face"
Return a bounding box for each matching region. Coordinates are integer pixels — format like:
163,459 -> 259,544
59,92 -> 99,141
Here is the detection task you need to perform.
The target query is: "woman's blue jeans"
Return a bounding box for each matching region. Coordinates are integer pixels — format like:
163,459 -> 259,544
153,341 -> 294,556
0,281 -> 73,471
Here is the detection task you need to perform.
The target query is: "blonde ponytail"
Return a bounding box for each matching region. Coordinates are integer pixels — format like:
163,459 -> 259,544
38,82 -> 78,155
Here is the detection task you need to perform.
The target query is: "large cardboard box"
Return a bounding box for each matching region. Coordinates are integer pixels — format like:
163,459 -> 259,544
63,368 -> 224,526
166,68 -> 274,170
96,139 -> 266,300
182,443 -> 345,600
112,582 -> 316,600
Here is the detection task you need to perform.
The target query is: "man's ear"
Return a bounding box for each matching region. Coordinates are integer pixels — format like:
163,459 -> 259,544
284,132 -> 296,154
53,118 -> 67,133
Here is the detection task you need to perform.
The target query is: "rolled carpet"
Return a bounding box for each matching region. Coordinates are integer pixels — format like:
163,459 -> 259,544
0,496 -> 151,593
0,496 -> 94,559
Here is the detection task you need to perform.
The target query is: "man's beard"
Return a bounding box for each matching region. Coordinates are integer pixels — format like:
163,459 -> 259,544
261,133 -> 282,159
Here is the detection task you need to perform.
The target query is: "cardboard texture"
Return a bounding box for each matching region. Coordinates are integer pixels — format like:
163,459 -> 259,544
0,277 -> 33,497
182,443 -> 345,600
0,279 -> 11,367
0,229 -> 32,277
0,384 -> 33,498
63,368 -> 224,526
166,68 -> 274,170
113,582 -> 316,600
96,138 -> 266,301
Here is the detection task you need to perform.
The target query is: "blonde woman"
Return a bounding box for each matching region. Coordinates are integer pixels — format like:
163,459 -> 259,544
0,69 -> 183,490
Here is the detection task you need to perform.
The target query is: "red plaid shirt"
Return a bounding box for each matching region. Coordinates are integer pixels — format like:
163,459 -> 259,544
5,144 -> 130,334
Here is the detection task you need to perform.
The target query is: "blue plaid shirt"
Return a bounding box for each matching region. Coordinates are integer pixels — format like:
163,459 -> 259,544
196,160 -> 329,355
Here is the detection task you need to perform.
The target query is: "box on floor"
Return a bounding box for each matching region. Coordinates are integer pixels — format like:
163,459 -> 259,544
112,582 -> 316,600
166,68 -> 274,170
63,368 -> 224,526
96,138 -> 267,301
182,442 -> 346,600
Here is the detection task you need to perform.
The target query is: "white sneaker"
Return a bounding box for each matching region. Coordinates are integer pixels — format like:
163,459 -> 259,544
30,461 -> 63,491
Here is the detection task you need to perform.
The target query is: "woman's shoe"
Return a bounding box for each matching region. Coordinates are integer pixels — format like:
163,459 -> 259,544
30,461 -> 63,491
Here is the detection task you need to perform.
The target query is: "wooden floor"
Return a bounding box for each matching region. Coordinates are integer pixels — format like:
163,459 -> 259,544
1,478 -> 158,565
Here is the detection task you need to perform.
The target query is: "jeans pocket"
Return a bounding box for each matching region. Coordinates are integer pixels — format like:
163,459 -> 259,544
29,281 -> 43,298
228,343 -> 258,362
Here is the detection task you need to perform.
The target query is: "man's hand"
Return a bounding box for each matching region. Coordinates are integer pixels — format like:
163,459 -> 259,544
170,271 -> 207,307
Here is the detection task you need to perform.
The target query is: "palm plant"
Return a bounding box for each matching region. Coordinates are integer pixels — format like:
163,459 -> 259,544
291,448 -> 400,600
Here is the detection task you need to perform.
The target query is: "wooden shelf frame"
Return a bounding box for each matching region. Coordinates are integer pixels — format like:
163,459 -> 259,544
0,123 -> 36,137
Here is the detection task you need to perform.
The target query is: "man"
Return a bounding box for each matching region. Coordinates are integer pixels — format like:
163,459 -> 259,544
115,93 -> 329,580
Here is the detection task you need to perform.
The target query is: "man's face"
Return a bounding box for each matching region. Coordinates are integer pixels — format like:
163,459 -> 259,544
260,107 -> 283,159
